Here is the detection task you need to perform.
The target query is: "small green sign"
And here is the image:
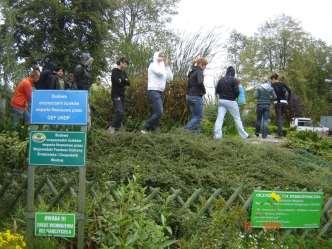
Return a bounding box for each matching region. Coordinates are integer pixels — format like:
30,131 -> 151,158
35,212 -> 76,238
251,190 -> 323,229
29,131 -> 86,167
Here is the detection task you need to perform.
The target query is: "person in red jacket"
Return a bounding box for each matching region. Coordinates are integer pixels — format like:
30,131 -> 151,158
10,68 -> 40,127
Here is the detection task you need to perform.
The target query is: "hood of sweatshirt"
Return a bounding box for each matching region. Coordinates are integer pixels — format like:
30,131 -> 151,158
81,52 -> 94,68
261,82 -> 272,90
152,51 -> 165,66
225,66 -> 235,78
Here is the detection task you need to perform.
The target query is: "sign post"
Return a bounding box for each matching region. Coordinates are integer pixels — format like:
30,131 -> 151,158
27,90 -> 88,249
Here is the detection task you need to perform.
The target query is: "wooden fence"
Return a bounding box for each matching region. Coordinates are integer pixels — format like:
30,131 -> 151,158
0,171 -> 331,239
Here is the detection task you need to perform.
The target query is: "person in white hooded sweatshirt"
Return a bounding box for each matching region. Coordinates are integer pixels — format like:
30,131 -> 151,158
142,51 -> 173,132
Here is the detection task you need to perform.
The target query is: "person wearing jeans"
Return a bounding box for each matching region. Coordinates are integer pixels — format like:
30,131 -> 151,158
271,73 -> 291,137
142,51 -> 173,133
214,66 -> 248,139
184,58 -> 208,132
144,90 -> 164,131
108,57 -> 130,134
255,82 -> 276,138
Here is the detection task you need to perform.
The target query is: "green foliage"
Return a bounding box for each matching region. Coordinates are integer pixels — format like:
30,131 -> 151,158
90,77 -> 188,130
287,131 -> 332,162
0,0 -> 116,76
89,178 -> 176,249
0,132 -> 27,174
1,130 -> 332,248
227,15 -> 332,120
108,0 -> 179,76
90,83 -> 113,128
87,130 -> 332,198
31,238 -> 62,249
179,200 -> 246,249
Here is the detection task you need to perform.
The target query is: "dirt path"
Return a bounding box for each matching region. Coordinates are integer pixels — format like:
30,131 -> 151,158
248,135 -> 287,146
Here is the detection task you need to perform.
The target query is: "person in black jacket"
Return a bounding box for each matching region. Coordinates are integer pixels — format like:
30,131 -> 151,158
214,66 -> 248,139
36,59 -> 64,90
74,52 -> 94,91
270,73 -> 291,137
184,58 -> 208,132
107,57 -> 130,134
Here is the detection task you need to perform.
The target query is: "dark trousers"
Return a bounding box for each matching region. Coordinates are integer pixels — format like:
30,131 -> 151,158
111,96 -> 125,129
185,95 -> 203,132
255,104 -> 270,138
144,90 -> 164,131
275,103 -> 287,137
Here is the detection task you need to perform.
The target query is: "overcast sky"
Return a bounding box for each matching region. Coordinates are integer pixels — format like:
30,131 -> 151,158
170,0 -> 332,95
171,0 -> 332,45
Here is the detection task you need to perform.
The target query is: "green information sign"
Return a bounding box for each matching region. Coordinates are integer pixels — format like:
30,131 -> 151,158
35,212 -> 76,238
29,131 -> 86,167
251,190 -> 323,229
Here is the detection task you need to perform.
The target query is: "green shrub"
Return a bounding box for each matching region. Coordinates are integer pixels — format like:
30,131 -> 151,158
87,129 -> 332,198
179,200 -> 246,249
287,131 -> 332,162
90,77 -> 189,131
88,178 -> 176,249
0,132 -> 27,174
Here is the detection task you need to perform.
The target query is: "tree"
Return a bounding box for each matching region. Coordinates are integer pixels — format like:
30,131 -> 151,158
256,15 -> 306,73
226,30 -> 247,75
107,0 -> 179,76
111,0 -> 178,44
226,15 -> 332,120
0,0 -> 116,79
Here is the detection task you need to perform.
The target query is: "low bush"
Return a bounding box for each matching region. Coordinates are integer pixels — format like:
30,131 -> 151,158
287,131 -> 332,162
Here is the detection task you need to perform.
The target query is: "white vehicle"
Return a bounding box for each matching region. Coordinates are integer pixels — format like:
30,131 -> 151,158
291,117 -> 329,135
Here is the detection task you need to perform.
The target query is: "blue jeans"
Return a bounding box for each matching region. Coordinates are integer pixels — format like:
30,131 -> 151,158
144,90 -> 164,131
214,99 -> 248,139
111,96 -> 125,129
255,104 -> 270,138
185,95 -> 203,132
275,103 -> 287,137
11,106 -> 30,127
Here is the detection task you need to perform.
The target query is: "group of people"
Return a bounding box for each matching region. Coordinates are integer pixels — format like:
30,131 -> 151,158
10,50 -> 291,139
255,73 -> 291,138
10,53 -> 94,126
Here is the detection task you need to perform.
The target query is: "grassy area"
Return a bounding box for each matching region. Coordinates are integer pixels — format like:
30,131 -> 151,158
1,129 -> 332,248
87,129 -> 332,196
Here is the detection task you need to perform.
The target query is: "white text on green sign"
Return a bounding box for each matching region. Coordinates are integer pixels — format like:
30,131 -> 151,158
35,212 -> 76,238
251,190 -> 323,229
29,131 -> 86,167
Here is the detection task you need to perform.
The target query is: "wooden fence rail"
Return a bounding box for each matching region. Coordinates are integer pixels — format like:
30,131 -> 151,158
0,172 -> 331,239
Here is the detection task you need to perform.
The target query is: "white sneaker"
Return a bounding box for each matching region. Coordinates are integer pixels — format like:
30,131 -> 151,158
140,130 -> 148,134
107,126 -> 115,134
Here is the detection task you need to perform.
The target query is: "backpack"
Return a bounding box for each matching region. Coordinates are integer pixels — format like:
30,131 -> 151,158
237,84 -> 246,105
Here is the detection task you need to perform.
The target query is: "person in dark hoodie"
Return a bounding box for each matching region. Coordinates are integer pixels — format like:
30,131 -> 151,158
255,81 -> 277,138
270,73 -> 291,137
35,59 -> 55,89
184,57 -> 208,132
36,59 -> 64,90
214,66 -> 248,139
74,52 -> 94,91
107,57 -> 130,134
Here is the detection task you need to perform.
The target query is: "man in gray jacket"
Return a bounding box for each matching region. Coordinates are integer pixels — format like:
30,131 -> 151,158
255,82 -> 277,138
